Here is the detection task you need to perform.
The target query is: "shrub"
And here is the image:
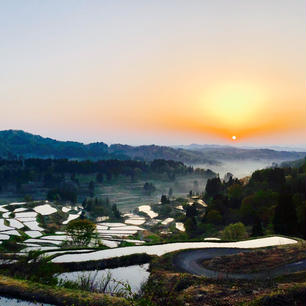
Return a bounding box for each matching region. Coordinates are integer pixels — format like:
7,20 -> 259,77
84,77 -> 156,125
66,219 -> 96,246
222,222 -> 248,241
5,250 -> 61,285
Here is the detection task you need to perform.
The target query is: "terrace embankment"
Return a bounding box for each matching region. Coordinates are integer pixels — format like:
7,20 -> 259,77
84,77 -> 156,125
56,252 -> 152,272
0,274 -> 128,306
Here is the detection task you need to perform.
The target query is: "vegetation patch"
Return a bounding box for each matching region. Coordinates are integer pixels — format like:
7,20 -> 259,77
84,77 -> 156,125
0,274 -> 129,306
146,251 -> 306,306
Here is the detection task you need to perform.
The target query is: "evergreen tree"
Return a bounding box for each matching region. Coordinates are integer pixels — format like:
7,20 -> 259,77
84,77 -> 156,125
273,192 -> 298,236
205,177 -> 222,198
251,216 -> 263,237
161,195 -> 170,204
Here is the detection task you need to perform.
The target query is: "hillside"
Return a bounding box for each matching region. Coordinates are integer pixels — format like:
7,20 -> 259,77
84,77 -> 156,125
0,130 -> 216,164
0,130 -> 304,164
176,144 -> 306,161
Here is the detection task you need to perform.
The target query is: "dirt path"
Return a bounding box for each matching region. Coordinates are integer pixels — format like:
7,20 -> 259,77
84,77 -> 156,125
173,248 -> 306,279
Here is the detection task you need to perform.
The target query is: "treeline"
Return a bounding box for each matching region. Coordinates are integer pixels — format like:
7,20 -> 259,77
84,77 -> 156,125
183,159 -> 306,239
82,197 -> 121,220
0,158 -> 215,198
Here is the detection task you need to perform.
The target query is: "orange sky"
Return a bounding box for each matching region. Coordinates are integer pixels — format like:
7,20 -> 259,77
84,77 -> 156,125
1,1 -> 305,146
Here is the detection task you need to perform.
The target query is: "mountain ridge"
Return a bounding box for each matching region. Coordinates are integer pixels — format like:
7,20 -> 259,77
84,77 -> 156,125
0,130 -> 304,163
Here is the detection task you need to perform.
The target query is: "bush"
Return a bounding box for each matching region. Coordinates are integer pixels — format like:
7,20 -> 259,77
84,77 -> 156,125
66,219 -> 96,246
1,239 -> 22,252
205,209 -> 222,225
222,222 -> 248,241
5,250 -> 62,285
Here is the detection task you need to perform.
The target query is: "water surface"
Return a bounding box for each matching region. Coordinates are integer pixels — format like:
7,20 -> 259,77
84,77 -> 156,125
58,263 -> 150,293
0,296 -> 55,306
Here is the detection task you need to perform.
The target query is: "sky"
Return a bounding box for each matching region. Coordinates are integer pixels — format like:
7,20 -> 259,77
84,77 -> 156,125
1,0 -> 305,147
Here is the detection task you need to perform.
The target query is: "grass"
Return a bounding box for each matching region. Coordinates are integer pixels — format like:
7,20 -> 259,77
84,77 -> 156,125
0,250 -> 148,305
0,274 -> 129,306
241,281 -> 306,306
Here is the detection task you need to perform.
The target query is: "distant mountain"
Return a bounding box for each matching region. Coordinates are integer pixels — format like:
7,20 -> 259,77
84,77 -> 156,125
0,130 -> 216,164
0,130 -> 304,164
174,144 -> 306,161
0,130 -> 120,160
280,157 -> 306,168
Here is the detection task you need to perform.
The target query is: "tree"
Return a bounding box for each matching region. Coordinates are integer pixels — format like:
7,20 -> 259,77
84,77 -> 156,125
205,209 -> 222,225
57,182 -> 78,203
240,195 -> 256,224
96,172 -> 104,183
251,216 -> 264,237
24,194 -> 33,202
47,189 -> 60,201
88,180 -> 95,197
227,183 -> 243,208
184,217 -> 197,236
161,195 -> 170,204
185,204 -> 197,218
273,192 -> 298,236
205,177 -> 222,198
222,222 -> 248,241
293,193 -> 306,238
143,182 -> 156,195
112,204 -> 121,219
224,172 -> 233,183
66,219 -> 96,246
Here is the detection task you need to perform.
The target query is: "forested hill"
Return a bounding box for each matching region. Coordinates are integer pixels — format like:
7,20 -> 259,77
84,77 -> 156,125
0,130 -> 304,163
176,144 -> 306,161
0,130 -> 216,164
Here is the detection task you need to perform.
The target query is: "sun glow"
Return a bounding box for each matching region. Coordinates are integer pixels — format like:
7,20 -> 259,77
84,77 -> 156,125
194,82 -> 270,140
200,83 -> 267,129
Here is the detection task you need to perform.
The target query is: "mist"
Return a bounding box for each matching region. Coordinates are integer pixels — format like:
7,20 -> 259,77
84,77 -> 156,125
193,159 -> 277,179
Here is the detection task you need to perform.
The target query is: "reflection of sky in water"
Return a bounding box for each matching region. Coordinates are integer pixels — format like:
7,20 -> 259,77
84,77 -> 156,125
58,264 -> 150,293
0,296 -> 54,306
53,237 -> 296,263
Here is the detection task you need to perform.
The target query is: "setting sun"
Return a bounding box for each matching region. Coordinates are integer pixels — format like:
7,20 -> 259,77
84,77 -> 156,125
232,136 -> 237,140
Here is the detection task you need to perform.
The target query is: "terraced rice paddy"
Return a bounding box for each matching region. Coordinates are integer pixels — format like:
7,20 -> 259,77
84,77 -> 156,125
138,205 -> 158,218
62,212 -> 82,224
52,237 -> 297,263
162,218 -> 174,225
0,200 -> 185,257
57,263 -> 150,293
95,175 -> 207,212
0,201 -> 84,251
0,296 -> 55,306
175,222 -> 185,231
34,203 -> 57,215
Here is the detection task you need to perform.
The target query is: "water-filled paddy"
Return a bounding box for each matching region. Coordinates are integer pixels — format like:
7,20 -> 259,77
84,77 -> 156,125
57,263 -> 150,293
52,237 -> 297,263
34,204 -> 57,215
0,296 -> 55,306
